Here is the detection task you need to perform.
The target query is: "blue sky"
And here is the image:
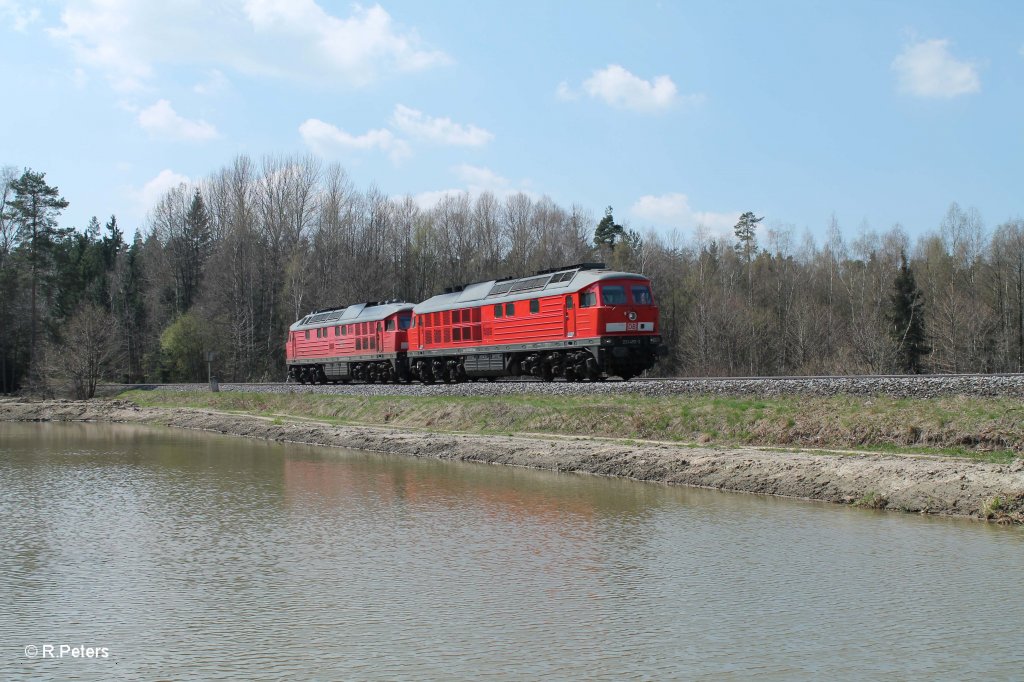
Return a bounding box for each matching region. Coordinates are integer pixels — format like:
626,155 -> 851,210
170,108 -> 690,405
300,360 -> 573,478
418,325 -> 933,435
1,0 -> 1021,243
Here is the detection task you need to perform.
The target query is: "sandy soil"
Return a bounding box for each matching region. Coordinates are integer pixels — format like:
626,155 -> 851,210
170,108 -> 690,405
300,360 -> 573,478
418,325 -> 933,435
3,398 -> 1023,523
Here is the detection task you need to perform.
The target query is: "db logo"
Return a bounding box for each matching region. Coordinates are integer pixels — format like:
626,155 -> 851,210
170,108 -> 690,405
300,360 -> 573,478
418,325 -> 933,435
626,322 -> 638,331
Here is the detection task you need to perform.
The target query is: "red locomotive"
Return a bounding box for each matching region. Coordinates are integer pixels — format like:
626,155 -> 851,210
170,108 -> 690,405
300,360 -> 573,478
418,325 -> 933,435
286,263 -> 662,383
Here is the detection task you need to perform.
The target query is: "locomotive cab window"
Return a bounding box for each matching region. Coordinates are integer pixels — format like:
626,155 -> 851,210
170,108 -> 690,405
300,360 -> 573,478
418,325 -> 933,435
600,285 -> 627,305
579,291 -> 596,308
386,319 -> 395,331
399,315 -> 412,330
505,302 -> 515,316
494,304 -> 503,318
631,285 -> 653,305
529,299 -> 539,314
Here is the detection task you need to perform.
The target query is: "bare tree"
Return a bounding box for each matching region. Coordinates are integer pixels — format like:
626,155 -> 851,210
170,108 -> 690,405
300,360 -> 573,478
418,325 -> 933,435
44,302 -> 119,398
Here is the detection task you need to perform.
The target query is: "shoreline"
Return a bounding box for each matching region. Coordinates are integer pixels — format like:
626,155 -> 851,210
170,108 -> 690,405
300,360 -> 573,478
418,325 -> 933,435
2,398 -> 1023,523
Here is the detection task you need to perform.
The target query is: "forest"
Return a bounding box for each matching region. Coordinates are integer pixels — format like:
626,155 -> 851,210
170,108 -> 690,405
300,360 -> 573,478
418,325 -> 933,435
1,154 -> 1022,395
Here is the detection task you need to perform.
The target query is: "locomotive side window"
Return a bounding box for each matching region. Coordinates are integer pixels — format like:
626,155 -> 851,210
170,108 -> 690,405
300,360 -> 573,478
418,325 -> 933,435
305,330 -> 310,339
529,299 -> 539,314
494,304 -> 503,318
580,291 -> 596,308
601,285 -> 627,305
565,295 -> 574,310
631,285 -> 653,304
341,325 -> 347,335
505,302 -> 515,316
386,319 -> 395,331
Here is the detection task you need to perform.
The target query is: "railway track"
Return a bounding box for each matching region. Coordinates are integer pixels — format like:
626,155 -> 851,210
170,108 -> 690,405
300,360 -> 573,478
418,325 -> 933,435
101,372 -> 1024,399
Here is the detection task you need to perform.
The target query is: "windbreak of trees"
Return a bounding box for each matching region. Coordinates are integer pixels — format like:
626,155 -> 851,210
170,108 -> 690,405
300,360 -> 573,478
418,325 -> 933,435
1,154 -> 1023,393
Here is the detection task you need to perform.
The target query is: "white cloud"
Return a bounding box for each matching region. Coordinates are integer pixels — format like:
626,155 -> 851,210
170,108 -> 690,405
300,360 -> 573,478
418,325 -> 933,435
631,193 -> 739,234
299,118 -> 411,163
0,0 -> 40,31
891,38 -> 980,98
390,105 -> 493,146
138,100 -> 219,141
413,164 -> 533,209
50,0 -> 451,92
139,169 -> 190,211
569,64 -> 702,113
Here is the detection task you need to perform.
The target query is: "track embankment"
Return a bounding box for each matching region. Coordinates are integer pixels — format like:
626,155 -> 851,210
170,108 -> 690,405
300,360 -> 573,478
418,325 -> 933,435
2,398 -> 1023,523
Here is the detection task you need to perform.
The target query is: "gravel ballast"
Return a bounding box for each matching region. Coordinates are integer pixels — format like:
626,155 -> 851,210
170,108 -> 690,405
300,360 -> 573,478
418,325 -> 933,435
3,398 -> 1023,524
115,373 -> 1024,400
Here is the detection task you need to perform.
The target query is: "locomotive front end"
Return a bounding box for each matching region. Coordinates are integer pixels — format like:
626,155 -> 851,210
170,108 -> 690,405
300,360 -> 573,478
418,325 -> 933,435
581,277 -> 664,380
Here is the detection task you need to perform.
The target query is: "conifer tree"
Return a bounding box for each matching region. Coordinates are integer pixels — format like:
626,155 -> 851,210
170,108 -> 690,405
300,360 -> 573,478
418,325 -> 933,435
593,206 -> 625,250
890,251 -> 930,373
10,169 -> 69,384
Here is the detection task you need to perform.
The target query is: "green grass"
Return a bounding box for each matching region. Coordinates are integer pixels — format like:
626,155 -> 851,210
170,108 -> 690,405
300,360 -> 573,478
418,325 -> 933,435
117,390 -> 1024,464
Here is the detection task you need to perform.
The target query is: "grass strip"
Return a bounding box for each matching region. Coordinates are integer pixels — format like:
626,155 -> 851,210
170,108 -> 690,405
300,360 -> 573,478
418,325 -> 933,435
119,390 -> 1024,464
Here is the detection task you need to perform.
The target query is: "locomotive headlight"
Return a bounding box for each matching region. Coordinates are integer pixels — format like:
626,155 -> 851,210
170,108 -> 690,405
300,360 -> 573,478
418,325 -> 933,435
627,311 -> 637,321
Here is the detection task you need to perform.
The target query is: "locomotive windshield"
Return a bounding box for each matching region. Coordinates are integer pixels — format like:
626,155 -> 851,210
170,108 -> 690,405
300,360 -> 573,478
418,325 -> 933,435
600,285 -> 627,305
398,315 -> 412,330
631,285 -> 653,305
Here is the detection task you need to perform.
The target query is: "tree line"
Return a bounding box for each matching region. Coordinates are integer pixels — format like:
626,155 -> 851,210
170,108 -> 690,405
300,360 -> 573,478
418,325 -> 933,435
1,155 -> 1022,395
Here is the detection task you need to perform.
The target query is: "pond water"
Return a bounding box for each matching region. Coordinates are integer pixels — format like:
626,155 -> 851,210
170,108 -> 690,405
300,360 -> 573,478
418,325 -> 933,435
1,422 -> 1022,680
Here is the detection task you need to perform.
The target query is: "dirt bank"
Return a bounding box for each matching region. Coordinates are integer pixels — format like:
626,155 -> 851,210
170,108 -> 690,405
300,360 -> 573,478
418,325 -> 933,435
3,398 -> 1023,523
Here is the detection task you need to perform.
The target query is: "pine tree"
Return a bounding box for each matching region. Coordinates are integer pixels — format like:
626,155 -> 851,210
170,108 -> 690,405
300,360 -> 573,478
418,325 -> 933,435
890,251 -> 930,373
10,169 -> 69,385
733,211 -> 763,259
593,206 -> 625,250
734,211 -> 763,373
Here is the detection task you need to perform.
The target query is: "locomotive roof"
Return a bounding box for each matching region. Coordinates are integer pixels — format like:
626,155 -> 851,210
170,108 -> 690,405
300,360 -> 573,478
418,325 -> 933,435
413,268 -> 649,315
290,301 -> 414,331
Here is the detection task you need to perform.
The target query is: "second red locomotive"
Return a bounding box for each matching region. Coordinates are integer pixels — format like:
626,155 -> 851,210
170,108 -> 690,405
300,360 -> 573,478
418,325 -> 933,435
287,263 -> 662,383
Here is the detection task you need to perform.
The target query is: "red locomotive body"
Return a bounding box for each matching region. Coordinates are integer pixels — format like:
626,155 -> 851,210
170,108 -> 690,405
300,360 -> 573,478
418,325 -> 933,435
286,301 -> 414,384
407,264 -> 662,383
286,264 -> 663,384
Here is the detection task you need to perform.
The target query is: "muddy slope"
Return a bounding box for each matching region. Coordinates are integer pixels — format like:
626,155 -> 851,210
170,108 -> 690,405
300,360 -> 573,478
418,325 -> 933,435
3,399 -> 1022,522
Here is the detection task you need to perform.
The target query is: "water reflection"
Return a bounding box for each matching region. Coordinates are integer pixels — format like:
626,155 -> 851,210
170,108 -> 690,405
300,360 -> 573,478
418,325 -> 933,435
1,422 -> 1022,680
